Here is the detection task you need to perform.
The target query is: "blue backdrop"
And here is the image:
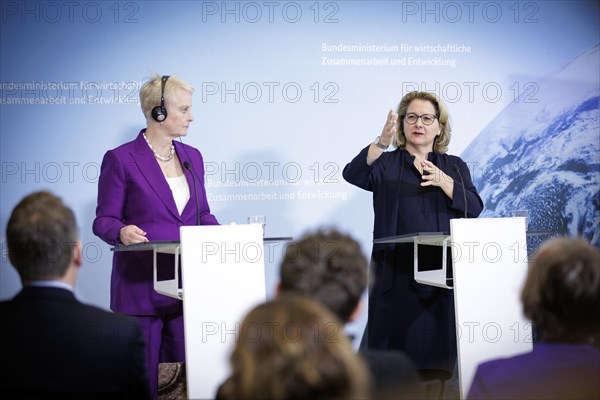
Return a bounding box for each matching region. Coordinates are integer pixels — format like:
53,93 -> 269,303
1,0 -> 599,346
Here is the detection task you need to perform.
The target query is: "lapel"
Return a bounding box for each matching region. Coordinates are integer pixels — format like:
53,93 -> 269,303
131,130 -> 182,221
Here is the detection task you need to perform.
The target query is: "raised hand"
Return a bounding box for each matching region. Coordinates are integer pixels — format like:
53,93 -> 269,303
379,109 -> 398,147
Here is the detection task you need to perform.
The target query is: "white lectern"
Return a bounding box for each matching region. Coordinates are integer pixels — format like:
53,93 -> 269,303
112,225 -> 292,399
374,218 -> 536,399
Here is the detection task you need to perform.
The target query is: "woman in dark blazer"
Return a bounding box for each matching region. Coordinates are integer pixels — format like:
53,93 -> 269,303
93,74 -> 219,399
343,91 -> 483,382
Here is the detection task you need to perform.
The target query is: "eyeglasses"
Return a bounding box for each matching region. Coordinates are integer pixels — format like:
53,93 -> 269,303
403,113 -> 438,125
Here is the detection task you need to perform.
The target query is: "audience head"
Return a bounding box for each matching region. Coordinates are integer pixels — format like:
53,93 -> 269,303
521,237 -> 600,342
220,294 -> 370,400
6,191 -> 81,283
139,73 -> 194,120
279,228 -> 368,322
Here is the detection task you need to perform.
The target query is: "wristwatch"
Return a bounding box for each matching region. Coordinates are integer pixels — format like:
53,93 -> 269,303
374,136 -> 389,150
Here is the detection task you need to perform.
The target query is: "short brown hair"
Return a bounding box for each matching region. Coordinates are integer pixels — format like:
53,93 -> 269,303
521,237 -> 600,342
6,191 -> 79,281
279,228 -> 368,322
395,91 -> 451,153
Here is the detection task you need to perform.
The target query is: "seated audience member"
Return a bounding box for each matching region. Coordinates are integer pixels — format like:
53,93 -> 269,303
216,294 -> 370,400
0,191 -> 150,399
278,228 -> 426,399
467,237 -> 600,400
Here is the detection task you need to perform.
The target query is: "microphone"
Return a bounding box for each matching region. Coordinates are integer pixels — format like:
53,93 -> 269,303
184,161 -> 201,226
453,164 -> 468,219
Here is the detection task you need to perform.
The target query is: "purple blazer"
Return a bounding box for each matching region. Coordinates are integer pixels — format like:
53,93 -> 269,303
467,343 -> 600,399
93,130 -> 219,315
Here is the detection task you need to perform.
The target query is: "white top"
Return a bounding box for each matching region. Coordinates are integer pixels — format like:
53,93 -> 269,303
166,174 -> 190,216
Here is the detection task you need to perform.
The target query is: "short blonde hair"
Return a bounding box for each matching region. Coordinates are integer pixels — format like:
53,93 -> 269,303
394,91 -> 451,153
139,73 -> 194,120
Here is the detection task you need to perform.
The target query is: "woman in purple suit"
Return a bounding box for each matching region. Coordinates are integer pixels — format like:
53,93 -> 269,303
93,74 -> 219,399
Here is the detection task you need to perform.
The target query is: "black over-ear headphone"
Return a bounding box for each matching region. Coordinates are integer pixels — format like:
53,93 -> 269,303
151,75 -> 170,122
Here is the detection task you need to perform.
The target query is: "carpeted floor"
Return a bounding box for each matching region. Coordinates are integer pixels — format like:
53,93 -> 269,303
158,362 -> 187,400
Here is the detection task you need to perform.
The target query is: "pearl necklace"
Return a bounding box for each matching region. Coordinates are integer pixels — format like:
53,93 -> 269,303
143,133 -> 174,162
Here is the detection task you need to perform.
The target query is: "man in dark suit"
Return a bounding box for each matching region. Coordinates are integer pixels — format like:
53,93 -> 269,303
0,191 -> 150,399
277,228 -> 426,399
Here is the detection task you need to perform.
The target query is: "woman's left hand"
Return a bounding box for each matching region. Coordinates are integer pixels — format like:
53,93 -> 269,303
420,160 -> 454,199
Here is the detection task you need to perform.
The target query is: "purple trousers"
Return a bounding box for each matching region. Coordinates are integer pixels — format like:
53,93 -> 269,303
136,305 -> 185,400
